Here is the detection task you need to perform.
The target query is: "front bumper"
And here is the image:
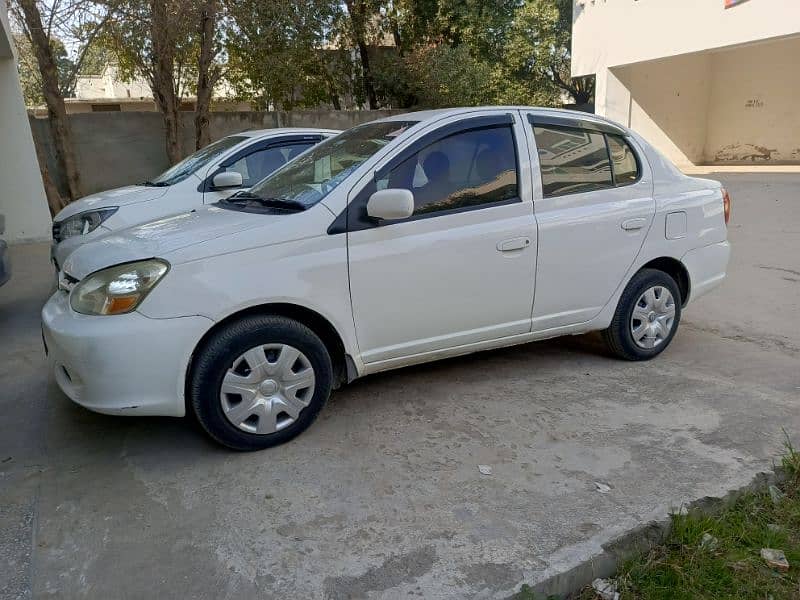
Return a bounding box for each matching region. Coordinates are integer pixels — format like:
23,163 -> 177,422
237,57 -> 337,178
42,291 -> 213,417
0,240 -> 9,286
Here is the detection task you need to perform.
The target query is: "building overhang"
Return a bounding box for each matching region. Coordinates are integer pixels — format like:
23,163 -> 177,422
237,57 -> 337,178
571,0 -> 800,78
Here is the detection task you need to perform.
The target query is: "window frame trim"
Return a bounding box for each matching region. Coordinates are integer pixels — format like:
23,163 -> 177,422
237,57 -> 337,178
327,114 -> 522,235
528,118 -> 643,199
528,113 -> 627,136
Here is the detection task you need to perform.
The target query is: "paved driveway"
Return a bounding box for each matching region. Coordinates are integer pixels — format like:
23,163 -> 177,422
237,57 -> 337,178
1,173 -> 799,599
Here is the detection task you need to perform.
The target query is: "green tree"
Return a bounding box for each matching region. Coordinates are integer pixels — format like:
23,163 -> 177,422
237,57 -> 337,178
225,0 -> 342,111
11,0 -> 93,209
403,44 -> 495,108
104,0 -> 212,163
501,0 -> 593,105
376,0 -> 591,109
342,0 -> 381,108
195,0 -> 223,149
15,35 -> 77,105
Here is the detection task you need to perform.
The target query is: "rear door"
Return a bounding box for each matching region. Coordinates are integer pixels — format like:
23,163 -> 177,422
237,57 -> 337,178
342,111 -> 538,364
201,135 -> 323,204
523,112 -> 655,331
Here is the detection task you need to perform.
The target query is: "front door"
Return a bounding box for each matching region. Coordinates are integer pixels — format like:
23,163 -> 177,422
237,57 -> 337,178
346,113 -> 538,364
524,113 -> 656,331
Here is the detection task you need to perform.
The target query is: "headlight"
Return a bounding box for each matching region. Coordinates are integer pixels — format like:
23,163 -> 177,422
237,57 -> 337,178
70,259 -> 169,315
55,208 -> 118,242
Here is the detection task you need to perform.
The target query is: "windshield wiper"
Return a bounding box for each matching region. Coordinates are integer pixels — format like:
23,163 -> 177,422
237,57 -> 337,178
141,180 -> 170,187
223,192 -> 306,212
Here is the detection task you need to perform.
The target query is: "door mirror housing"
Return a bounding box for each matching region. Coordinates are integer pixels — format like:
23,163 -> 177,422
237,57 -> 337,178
367,189 -> 414,221
212,171 -> 243,189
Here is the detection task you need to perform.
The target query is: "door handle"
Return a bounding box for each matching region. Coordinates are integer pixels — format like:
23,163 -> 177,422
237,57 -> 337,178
496,237 -> 531,252
621,218 -> 647,231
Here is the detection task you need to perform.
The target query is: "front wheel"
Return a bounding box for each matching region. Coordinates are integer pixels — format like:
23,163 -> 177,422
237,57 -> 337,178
602,268 -> 682,361
189,315 -> 333,451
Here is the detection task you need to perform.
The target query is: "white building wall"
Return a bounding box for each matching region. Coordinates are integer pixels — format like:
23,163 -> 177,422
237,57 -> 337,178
0,0 -> 51,242
74,64 -> 152,100
705,36 -> 800,163
573,0 -> 800,166
613,54 -> 713,166
572,0 -> 800,77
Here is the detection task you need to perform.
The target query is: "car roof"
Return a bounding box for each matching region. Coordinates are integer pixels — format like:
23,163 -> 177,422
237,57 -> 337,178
375,106 -> 630,134
232,127 -> 341,139
375,106 -> 693,185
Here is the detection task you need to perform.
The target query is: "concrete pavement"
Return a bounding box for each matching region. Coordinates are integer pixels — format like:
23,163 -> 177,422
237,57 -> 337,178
1,173 -> 798,599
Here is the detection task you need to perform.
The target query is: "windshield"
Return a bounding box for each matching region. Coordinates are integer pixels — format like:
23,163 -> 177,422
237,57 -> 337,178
148,135 -> 247,186
246,121 -> 418,208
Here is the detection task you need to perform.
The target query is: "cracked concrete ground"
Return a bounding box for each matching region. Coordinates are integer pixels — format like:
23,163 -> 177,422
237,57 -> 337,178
1,173 -> 798,599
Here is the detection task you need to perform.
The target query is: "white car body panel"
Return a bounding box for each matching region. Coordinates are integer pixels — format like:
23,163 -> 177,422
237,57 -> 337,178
526,124 -> 656,331
346,110 -> 537,362
51,128 -> 339,266
348,201 -> 537,362
42,107 -> 730,417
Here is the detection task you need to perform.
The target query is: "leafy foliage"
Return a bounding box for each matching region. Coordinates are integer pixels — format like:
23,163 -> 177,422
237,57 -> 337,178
14,34 -> 75,105
403,45 -> 495,107
225,0 -> 344,110
103,0 -> 199,98
14,0 -> 591,112
373,0 -> 588,109
220,0 -> 589,110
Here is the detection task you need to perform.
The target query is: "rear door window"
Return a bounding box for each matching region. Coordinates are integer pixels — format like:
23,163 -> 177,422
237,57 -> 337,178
532,124 -> 642,197
532,126 -> 613,197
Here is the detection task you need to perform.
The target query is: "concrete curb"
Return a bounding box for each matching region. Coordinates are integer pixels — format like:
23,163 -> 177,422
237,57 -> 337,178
522,467 -> 786,599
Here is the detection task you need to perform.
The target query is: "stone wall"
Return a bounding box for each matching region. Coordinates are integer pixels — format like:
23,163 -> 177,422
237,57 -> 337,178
29,109 -> 406,197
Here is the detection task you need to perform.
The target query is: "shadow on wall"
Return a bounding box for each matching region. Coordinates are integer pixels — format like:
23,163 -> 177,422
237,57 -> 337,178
612,53 -> 713,167
610,34 -> 800,167
28,109 -> 406,198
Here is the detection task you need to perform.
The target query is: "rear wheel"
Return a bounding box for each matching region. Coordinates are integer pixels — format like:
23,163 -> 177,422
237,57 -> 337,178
189,315 -> 332,450
603,268 -> 682,361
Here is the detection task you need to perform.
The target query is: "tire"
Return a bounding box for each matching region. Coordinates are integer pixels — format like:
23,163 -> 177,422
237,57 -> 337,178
189,315 -> 333,451
602,268 -> 682,361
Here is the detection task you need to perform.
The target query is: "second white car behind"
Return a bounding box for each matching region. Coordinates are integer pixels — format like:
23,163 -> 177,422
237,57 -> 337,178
50,128 -> 337,268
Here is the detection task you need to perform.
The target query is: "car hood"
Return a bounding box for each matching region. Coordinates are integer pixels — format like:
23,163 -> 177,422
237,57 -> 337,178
61,205 -> 292,279
54,185 -> 171,221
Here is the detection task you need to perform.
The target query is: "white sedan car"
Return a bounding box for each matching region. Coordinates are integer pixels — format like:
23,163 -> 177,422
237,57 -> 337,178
42,107 -> 731,450
50,128 -> 338,268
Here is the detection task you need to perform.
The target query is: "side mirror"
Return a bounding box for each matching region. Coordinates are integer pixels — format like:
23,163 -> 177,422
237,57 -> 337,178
212,171 -> 243,189
367,189 -> 414,221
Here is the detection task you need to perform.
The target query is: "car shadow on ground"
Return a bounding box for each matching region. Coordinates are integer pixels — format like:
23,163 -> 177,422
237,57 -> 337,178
46,331 -> 612,458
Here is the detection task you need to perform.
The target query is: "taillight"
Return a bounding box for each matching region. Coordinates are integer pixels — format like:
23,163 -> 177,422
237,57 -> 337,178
722,188 -> 731,225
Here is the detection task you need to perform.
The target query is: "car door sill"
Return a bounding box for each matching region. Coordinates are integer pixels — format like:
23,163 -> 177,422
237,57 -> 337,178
359,319 -> 532,365
359,321 -> 596,377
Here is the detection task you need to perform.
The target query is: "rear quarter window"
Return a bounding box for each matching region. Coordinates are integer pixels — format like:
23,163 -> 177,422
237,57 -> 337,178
606,134 -> 640,185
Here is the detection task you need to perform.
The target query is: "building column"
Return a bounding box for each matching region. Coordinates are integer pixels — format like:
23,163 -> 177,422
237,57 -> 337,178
594,67 -> 632,128
0,3 -> 51,243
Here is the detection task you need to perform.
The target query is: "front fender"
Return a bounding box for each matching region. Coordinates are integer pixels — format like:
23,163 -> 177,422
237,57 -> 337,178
137,233 -> 358,358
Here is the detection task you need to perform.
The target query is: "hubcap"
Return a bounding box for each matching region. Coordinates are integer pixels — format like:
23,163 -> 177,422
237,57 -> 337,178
630,286 -> 676,349
220,344 -> 316,435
